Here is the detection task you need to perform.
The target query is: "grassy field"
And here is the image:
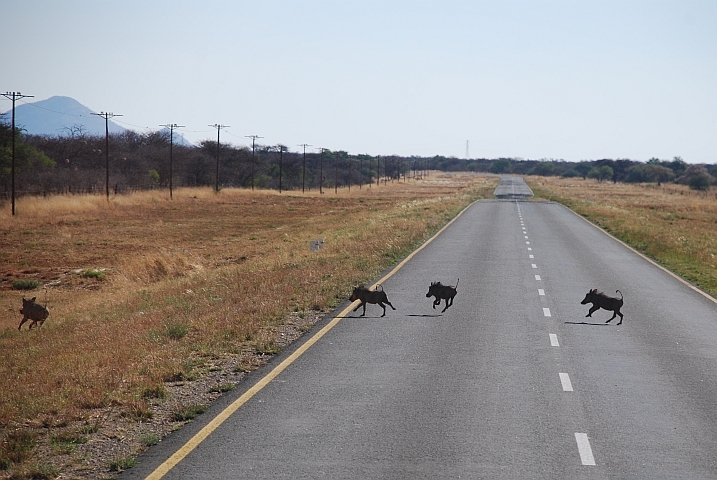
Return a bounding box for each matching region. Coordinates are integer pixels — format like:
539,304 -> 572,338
0,173 -> 497,477
528,177 -> 717,297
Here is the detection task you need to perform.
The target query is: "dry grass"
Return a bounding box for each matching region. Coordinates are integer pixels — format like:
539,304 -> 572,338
528,177 -> 717,297
0,173 -> 497,471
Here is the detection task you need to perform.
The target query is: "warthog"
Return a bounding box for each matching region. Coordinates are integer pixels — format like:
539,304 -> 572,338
18,297 -> 50,330
581,289 -> 624,325
426,279 -> 459,313
349,285 -> 396,317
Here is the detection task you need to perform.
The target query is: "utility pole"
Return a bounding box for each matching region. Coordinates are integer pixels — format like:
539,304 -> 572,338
245,135 -> 263,190
377,155 -> 380,187
298,144 -> 311,193
335,152 -> 339,194
2,92 -> 33,215
318,148 -> 325,194
91,111 -> 122,201
359,155 -> 363,189
160,123 -> 184,199
368,155 -> 372,189
210,124 -> 229,192
277,144 -> 286,193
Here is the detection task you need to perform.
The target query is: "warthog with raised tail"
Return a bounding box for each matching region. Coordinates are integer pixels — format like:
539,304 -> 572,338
349,285 -> 396,317
426,279 -> 459,313
18,297 -> 50,330
581,289 -> 624,325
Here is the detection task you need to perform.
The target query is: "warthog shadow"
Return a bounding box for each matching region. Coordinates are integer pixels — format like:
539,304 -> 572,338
564,321 -> 611,326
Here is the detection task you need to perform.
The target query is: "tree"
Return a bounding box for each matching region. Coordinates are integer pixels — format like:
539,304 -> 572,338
0,120 -> 55,194
574,162 -> 592,180
677,165 -> 714,191
530,162 -> 556,176
625,164 -> 675,185
489,159 -> 511,174
589,165 -> 613,182
668,156 -> 688,177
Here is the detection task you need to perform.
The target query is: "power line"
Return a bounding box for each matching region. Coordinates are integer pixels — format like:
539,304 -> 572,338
91,112 -> 122,200
2,92 -> 34,215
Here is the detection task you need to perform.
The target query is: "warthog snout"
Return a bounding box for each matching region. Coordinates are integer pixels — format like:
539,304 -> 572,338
18,296 -> 50,331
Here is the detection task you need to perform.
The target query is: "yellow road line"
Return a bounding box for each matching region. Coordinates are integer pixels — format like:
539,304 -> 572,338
145,200 -> 476,479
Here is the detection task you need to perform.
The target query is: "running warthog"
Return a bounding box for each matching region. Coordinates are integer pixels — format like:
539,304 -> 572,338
426,279 -> 459,313
581,289 -> 624,325
349,285 -> 396,317
18,297 -> 50,330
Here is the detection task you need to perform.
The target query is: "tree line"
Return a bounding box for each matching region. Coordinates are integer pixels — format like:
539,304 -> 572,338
1,119 -> 715,200
428,155 -> 715,191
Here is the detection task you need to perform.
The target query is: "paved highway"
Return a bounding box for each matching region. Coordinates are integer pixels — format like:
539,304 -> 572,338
126,177 -> 717,479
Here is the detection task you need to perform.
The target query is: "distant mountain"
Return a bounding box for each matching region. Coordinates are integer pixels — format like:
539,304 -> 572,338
157,126 -> 194,147
1,95 -> 195,146
1,96 -> 126,137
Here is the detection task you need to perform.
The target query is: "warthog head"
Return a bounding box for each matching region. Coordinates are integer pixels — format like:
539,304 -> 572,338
349,285 -> 367,303
426,282 -> 443,297
581,289 -> 598,305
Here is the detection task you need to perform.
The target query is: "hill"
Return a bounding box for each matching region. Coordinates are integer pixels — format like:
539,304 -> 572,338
1,95 -> 126,137
1,95 -> 193,145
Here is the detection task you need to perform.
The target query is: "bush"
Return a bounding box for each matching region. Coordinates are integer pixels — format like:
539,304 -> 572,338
0,430 -> 37,467
12,279 -> 40,290
688,174 -> 712,191
165,322 -> 190,340
172,404 -> 208,422
677,165 -> 714,191
80,269 -> 105,280
109,455 -> 137,472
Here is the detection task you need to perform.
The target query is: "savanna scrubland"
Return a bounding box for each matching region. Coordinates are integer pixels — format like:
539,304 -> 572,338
0,173 -> 496,478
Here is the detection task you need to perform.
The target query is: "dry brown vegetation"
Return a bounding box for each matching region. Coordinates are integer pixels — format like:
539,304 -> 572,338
0,173 -> 497,478
528,177 -> 717,297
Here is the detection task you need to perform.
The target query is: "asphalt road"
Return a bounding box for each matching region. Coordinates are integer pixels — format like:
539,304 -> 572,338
125,178 -> 717,479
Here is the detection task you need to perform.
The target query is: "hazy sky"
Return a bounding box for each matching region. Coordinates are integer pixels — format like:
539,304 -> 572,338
2,0 -> 716,163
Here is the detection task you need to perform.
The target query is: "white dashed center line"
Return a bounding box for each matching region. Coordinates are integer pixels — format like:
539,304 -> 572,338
575,433 -> 596,465
559,372 -> 573,391
515,214 -> 599,469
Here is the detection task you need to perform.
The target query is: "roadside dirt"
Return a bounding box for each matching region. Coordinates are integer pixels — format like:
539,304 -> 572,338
27,310 -> 326,480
